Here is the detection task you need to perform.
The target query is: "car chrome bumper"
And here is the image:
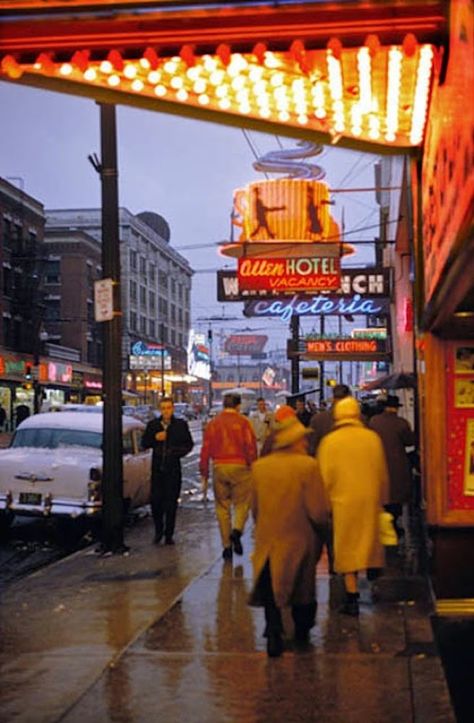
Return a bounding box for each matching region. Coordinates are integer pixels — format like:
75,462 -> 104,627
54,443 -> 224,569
0,495 -> 102,518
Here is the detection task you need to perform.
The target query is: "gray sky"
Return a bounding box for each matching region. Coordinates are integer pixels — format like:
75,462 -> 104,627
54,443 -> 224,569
0,81 -> 381,351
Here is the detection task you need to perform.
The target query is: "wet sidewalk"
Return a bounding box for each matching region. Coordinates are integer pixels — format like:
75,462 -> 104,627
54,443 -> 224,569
0,506 -> 455,723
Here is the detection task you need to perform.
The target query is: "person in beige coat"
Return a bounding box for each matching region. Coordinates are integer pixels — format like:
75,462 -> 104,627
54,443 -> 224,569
317,397 -> 389,616
249,406 -> 328,657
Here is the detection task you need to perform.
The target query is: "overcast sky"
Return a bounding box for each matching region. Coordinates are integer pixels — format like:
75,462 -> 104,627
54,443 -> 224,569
0,81 -> 382,351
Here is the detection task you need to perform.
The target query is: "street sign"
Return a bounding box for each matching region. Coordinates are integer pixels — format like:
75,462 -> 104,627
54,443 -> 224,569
94,278 -> 114,322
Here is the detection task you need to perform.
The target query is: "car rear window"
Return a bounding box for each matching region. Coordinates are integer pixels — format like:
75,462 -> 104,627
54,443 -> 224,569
12,428 -> 103,450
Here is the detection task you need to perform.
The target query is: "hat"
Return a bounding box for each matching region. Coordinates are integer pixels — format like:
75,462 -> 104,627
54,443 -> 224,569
272,405 -> 310,450
333,396 -> 361,423
384,395 -> 402,408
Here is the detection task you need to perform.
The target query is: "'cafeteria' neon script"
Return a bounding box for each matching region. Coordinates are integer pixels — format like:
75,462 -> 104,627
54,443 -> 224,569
249,294 -> 384,322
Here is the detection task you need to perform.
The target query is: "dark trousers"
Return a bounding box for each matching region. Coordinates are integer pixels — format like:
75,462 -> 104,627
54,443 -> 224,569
259,561 -> 316,637
151,477 -> 180,540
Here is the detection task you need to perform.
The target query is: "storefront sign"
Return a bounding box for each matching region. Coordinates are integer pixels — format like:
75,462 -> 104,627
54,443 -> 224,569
351,328 -> 387,339
224,334 -> 268,355
244,294 -> 390,322
39,362 -> 73,383
218,267 -> 390,302
3,359 -> 26,376
187,330 -> 211,380
129,355 -> 172,371
237,256 -> 340,293
131,340 -> 169,357
288,337 -> 390,361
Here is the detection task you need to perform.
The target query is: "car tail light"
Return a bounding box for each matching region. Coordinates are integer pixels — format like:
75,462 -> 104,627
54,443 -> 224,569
88,481 -> 101,502
89,467 -> 102,482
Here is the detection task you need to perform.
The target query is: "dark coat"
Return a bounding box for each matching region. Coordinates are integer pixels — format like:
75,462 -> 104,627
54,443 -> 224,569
369,411 -> 415,504
141,415 -> 194,490
308,409 -> 334,455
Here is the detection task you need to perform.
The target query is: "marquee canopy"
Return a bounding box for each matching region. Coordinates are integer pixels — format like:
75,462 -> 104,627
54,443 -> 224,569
0,0 -> 447,153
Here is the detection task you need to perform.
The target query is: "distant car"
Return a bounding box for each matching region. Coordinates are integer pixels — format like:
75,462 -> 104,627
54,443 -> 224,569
173,402 -> 197,420
122,404 -> 155,424
0,411 -> 151,531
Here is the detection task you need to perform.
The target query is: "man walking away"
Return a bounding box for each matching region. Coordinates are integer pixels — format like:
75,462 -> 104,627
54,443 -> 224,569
142,397 -> 194,545
249,405 -> 328,657
249,397 -> 275,455
309,384 -> 351,455
200,393 -> 257,560
369,395 -> 415,540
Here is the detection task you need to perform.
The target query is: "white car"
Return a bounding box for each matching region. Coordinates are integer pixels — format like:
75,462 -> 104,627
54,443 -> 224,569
0,411 -> 151,529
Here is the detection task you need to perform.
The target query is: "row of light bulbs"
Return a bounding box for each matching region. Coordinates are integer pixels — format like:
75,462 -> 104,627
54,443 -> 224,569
2,44 -> 433,145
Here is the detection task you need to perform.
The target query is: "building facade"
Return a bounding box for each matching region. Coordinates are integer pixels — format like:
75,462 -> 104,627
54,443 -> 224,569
45,208 -> 193,399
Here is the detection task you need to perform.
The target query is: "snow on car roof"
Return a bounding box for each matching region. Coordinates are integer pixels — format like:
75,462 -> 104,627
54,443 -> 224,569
17,411 -> 145,433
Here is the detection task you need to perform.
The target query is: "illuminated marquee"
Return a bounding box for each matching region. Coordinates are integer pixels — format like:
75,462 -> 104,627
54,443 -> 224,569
237,256 -> 340,293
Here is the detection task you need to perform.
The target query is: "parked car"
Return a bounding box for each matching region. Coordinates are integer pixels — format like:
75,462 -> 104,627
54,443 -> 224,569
0,411 -> 151,531
173,402 -> 198,420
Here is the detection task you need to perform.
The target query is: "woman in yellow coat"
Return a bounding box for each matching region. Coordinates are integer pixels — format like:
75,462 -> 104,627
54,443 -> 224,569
249,406 -> 328,657
317,396 -> 389,616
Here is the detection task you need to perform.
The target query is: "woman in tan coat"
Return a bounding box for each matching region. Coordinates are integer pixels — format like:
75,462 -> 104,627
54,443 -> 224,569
317,397 -> 389,616
249,406 -> 328,657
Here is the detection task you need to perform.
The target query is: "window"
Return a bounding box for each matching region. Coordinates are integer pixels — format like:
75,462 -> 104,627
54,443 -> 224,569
159,298 -> 168,316
177,332 -> 182,347
3,218 -> 12,249
158,270 -> 168,290
3,267 -> 12,296
140,286 -> 146,307
171,279 -> 176,297
170,304 -> 176,322
178,308 -> 183,323
129,279 -> 137,302
170,329 -> 176,345
130,249 -> 137,271
44,302 -> 60,321
149,263 -> 156,283
149,290 -> 156,310
149,320 -> 156,338
140,315 -> 147,333
43,260 -> 60,285
130,311 -> 137,330
139,256 -> 147,276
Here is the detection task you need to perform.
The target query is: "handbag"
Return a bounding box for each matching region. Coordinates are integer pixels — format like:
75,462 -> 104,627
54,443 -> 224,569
379,510 -> 398,546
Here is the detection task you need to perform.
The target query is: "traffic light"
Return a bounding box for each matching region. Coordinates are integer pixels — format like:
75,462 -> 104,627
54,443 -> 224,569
25,364 -> 32,381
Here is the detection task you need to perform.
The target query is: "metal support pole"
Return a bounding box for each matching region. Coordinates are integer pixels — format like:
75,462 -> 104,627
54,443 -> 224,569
290,314 -> 300,395
208,326 -> 213,411
99,103 -> 125,553
160,323 -> 165,398
319,314 -> 325,406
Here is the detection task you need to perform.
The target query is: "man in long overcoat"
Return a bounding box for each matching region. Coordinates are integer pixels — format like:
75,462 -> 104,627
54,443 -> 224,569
142,397 -> 194,545
317,397 -> 389,616
369,395 -> 415,536
249,406 -> 328,657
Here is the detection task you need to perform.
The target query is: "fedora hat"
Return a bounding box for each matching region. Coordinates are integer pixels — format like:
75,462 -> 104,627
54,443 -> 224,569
384,395 -> 402,408
272,405 -> 310,450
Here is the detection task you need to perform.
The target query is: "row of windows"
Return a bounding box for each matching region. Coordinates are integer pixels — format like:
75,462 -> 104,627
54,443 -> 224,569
128,312 -> 185,347
129,280 -> 189,325
129,250 -> 190,302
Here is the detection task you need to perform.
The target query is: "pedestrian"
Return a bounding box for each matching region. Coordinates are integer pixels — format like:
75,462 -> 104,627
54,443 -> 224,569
249,397 -> 274,455
0,404 -> 6,431
369,395 -> 415,539
317,397 -> 389,616
295,397 -> 312,427
200,393 -> 257,560
308,384 -> 351,455
15,404 -> 30,427
141,397 -> 194,546
249,405 -> 328,657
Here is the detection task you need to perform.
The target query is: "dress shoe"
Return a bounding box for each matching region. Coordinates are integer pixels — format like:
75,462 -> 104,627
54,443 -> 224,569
339,592 -> 359,617
165,538 -> 175,545
267,632 -> 284,658
294,626 -> 310,644
222,547 -> 233,560
230,529 -> 243,555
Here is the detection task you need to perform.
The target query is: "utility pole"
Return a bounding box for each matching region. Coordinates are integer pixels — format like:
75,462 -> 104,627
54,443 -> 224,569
290,314 -> 300,395
90,103 -> 125,554
160,322 -> 165,398
207,326 -> 213,411
319,314 -> 325,407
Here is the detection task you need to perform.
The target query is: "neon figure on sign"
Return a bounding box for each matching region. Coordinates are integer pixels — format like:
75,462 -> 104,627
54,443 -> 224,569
250,294 -> 385,322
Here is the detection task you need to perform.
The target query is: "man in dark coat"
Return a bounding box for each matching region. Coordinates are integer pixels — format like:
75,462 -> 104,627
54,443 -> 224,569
308,384 -> 351,455
142,397 -> 194,545
369,394 -> 415,537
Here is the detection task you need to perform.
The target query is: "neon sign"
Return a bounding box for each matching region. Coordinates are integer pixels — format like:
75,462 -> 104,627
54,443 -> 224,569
238,256 -> 340,292
288,337 -> 390,361
244,294 -> 389,322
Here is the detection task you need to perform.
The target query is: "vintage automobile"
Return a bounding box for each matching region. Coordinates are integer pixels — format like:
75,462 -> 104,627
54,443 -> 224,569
0,411 -> 151,531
